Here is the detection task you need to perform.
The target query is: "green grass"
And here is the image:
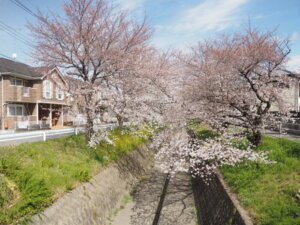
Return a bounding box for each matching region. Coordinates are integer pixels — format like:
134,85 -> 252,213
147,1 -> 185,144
0,174 -> 14,209
0,128 -> 150,225
108,194 -> 133,224
189,122 -> 300,224
221,136 -> 300,225
188,122 -> 219,140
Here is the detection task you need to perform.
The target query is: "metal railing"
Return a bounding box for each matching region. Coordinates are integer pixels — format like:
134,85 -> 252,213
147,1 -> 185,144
0,123 -> 117,146
15,120 -> 51,130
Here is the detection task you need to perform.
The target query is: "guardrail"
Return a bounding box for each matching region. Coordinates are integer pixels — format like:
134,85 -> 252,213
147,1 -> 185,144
0,123 -> 117,146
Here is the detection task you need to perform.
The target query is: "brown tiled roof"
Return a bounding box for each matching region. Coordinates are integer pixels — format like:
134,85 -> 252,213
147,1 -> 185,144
63,76 -> 88,93
33,66 -> 56,75
0,57 -> 43,78
64,76 -> 85,86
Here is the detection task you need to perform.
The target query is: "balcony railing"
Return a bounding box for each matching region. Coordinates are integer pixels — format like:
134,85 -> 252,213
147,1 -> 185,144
15,120 -> 51,130
6,86 -> 37,102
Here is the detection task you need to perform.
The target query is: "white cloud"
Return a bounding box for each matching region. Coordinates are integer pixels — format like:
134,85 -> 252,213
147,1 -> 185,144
116,0 -> 145,11
289,32 -> 298,43
169,0 -> 249,32
287,54 -> 300,72
152,0 -> 249,49
255,14 -> 265,19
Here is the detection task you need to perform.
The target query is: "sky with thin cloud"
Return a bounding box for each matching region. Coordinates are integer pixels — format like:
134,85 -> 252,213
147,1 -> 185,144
0,0 -> 299,70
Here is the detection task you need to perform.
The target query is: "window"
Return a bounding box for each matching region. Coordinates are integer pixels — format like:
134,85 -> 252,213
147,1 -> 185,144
11,77 -> 23,86
43,80 -> 53,99
8,104 -> 24,116
23,87 -> 30,97
56,88 -> 64,100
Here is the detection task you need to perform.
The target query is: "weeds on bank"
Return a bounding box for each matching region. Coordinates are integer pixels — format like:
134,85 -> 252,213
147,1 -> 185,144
0,127 -> 151,225
221,136 -> 300,225
189,121 -> 300,225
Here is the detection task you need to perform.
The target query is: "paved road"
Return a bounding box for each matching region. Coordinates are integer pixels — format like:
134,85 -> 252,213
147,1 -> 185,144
264,129 -> 300,142
110,168 -> 197,225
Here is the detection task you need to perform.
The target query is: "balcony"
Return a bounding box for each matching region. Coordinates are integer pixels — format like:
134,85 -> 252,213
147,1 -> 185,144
15,119 -> 50,130
5,86 -> 38,103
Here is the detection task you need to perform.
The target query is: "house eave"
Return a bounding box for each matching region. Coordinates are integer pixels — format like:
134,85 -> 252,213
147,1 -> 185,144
42,67 -> 68,85
0,72 -> 42,80
5,100 -> 37,104
36,100 -> 69,106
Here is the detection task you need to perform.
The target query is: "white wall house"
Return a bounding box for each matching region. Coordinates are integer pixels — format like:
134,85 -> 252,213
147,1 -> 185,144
270,75 -> 300,112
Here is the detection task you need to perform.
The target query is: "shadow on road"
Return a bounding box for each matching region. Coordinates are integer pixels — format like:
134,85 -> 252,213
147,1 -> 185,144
112,168 -> 197,225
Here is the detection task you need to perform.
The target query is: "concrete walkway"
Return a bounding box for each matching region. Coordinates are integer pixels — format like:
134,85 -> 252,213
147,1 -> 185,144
264,129 -> 300,142
110,168 -> 197,225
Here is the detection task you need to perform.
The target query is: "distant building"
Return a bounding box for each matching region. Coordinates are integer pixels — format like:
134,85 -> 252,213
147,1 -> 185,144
284,75 -> 300,112
0,57 -> 73,130
270,74 -> 300,113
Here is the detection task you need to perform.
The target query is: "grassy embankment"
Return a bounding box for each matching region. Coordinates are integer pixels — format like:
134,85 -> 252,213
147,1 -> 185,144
193,124 -> 300,225
0,127 -> 152,225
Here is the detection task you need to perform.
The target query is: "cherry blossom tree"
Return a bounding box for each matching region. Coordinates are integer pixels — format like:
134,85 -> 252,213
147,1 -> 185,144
29,0 -> 153,139
150,27 -> 293,183
88,48 -> 183,146
182,27 -> 293,145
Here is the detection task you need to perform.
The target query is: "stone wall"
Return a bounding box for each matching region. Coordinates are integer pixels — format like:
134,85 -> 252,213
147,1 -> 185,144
192,172 -> 253,225
30,144 -> 154,225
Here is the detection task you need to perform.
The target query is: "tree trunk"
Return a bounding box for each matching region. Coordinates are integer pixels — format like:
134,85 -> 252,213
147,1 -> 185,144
247,130 -> 262,146
116,114 -> 124,129
84,93 -> 95,141
85,111 -> 94,141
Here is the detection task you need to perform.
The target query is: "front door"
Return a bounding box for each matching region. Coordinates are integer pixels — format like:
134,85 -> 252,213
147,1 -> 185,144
52,106 -> 62,127
39,104 -> 50,121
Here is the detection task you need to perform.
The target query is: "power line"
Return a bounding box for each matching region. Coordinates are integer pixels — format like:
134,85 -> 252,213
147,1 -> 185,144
0,21 -> 33,48
4,0 -> 40,49
0,21 -> 32,45
0,53 -> 18,61
0,21 -> 32,43
0,25 -> 32,47
23,0 -> 37,9
0,0 -> 37,61
0,53 -> 10,58
0,53 -> 22,63
9,0 -> 38,18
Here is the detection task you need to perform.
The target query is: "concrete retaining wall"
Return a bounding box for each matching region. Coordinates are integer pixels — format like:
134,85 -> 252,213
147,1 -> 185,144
30,144 -> 154,225
192,172 -> 253,225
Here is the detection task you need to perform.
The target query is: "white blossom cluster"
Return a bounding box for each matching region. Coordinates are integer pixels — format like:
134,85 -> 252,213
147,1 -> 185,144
154,128 -> 274,181
88,130 -> 114,148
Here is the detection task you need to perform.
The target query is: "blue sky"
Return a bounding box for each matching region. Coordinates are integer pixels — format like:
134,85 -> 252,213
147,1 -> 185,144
0,0 -> 299,70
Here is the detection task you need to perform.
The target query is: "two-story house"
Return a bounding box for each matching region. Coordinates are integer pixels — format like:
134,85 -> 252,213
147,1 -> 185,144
270,73 -> 300,113
282,75 -> 300,112
0,57 -> 71,130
